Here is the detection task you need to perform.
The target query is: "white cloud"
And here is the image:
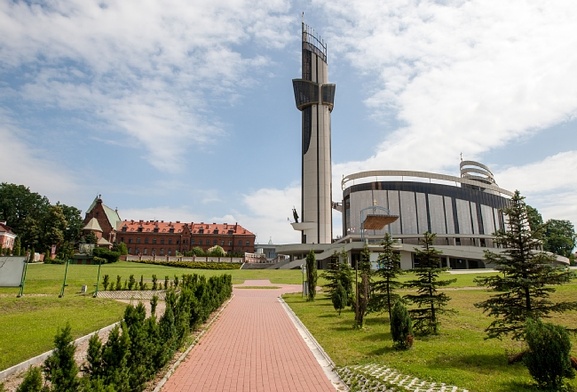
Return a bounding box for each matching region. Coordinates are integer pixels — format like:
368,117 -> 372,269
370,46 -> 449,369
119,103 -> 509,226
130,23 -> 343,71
0,113 -> 81,203
319,0 -> 577,173
0,0 -> 294,172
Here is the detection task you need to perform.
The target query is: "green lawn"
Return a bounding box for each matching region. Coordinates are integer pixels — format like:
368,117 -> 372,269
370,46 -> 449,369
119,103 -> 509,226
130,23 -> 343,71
0,261 -> 303,371
2,262 -> 576,392
284,284 -> 577,392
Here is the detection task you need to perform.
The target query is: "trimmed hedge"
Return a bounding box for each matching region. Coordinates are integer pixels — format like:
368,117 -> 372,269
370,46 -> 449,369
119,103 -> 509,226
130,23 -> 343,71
130,259 -> 242,270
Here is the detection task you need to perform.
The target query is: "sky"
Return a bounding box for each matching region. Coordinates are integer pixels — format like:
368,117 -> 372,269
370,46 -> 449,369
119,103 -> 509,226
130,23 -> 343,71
1,0 -> 576,245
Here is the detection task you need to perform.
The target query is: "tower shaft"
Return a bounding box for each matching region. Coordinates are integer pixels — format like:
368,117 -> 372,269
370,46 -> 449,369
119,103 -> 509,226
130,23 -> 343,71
292,23 -> 336,244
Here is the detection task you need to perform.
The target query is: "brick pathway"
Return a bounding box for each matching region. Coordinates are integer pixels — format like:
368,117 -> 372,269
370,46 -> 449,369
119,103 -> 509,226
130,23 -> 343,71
160,280 -> 341,392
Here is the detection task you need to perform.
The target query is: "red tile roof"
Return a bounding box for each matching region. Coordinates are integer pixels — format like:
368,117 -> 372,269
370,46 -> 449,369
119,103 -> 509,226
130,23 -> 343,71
116,220 -> 254,235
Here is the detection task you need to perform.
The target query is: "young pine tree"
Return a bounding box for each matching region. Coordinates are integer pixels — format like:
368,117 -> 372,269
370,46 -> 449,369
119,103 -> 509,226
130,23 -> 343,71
403,232 -> 455,335
322,250 -> 354,307
370,233 -> 404,321
390,300 -> 413,350
475,191 -> 577,340
43,323 -> 80,391
331,281 -> 348,316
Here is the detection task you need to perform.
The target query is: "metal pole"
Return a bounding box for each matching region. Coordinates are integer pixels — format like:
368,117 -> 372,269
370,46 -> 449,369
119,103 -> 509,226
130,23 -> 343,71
17,254 -> 30,298
59,259 -> 70,298
93,259 -> 102,298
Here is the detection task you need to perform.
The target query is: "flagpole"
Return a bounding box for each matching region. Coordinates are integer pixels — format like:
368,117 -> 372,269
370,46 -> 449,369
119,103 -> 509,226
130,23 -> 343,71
59,258 -> 70,298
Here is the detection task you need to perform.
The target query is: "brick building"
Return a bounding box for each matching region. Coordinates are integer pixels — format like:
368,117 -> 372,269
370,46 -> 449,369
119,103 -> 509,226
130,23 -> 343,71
0,221 -> 16,253
83,196 -> 122,245
116,220 -> 255,256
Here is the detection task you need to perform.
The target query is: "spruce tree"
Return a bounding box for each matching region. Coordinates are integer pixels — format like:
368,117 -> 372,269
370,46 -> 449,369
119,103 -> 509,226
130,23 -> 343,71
404,232 -> 455,335
322,250 -> 353,307
475,190 -> 577,340
370,233 -> 403,320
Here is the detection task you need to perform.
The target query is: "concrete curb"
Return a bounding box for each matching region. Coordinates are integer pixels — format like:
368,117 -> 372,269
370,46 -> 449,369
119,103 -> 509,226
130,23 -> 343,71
0,322 -> 120,382
278,297 -> 348,391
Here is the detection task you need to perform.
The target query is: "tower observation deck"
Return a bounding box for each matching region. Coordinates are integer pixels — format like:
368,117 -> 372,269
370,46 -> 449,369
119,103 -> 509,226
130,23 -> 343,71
292,23 -> 336,244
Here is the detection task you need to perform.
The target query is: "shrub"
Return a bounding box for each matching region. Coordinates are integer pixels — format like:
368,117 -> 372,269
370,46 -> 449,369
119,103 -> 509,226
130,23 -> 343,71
92,248 -> 120,264
331,281 -> 348,315
102,274 -> 110,291
390,301 -> 413,350
43,323 -> 80,391
524,318 -> 575,390
16,367 -> 43,392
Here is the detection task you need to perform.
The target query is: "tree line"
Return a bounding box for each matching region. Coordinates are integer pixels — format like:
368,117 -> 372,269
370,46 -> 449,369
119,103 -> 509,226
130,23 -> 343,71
0,183 -> 84,259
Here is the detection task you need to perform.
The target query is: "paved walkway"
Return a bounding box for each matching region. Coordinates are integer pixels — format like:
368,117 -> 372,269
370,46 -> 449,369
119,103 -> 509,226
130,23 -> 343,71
161,280 -> 341,392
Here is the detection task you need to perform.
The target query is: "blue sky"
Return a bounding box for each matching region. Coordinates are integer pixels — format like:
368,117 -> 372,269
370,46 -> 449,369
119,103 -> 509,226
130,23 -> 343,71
1,0 -> 576,245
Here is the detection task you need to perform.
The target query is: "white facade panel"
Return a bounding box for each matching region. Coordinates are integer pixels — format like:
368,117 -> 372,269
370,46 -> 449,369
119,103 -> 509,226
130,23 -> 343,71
428,194 -> 446,234
456,199 -> 472,235
444,196 -> 455,234
481,204 -> 496,235
416,193 -> 428,233
400,191 -> 417,234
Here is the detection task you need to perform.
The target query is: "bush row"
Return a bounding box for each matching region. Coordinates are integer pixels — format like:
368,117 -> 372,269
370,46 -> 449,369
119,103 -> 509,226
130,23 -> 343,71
12,273 -> 233,392
130,259 -> 242,270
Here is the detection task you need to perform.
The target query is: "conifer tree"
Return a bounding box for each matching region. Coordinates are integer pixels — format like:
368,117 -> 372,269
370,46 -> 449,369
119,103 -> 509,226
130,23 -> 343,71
404,232 -> 455,335
43,323 -> 80,391
354,244 -> 372,329
322,250 -> 353,307
370,233 -> 403,320
305,250 -> 317,301
475,191 -> 577,340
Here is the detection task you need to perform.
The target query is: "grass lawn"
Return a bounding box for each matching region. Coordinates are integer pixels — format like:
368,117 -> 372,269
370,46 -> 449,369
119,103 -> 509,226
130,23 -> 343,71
0,296 -> 127,371
0,261 -> 303,371
284,282 -> 577,392
2,262 -> 576,392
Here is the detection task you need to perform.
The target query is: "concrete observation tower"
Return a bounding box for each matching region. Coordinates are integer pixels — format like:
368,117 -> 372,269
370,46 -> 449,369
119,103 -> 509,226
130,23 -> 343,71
292,23 -> 336,244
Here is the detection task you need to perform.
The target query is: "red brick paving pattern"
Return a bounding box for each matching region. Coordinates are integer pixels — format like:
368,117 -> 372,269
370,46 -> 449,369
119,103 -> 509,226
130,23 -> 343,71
161,280 -> 338,392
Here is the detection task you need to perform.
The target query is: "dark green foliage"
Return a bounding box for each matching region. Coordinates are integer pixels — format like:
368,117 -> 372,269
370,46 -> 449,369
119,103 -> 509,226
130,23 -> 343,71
152,274 -> 158,290
306,250 -> 317,301
544,219 -> 577,258
14,273 -> 233,392
331,281 -> 348,315
354,244 -> 372,329
164,276 -> 169,290
115,275 -> 122,291
91,248 -> 120,264
102,275 -> 109,291
131,259 -> 242,270
100,324 -> 131,391
151,294 -> 159,317
322,250 -> 354,308
524,318 -> 575,391
128,275 -> 136,290
43,323 -> 80,392
16,366 -> 44,392
370,233 -> 404,321
404,232 -> 456,336
475,191 -> 577,340
113,242 -> 128,255
83,334 -> 104,380
390,301 -> 413,350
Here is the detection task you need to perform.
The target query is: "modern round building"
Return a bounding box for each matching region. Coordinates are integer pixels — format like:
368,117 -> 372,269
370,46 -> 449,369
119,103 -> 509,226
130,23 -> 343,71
337,161 -> 514,269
